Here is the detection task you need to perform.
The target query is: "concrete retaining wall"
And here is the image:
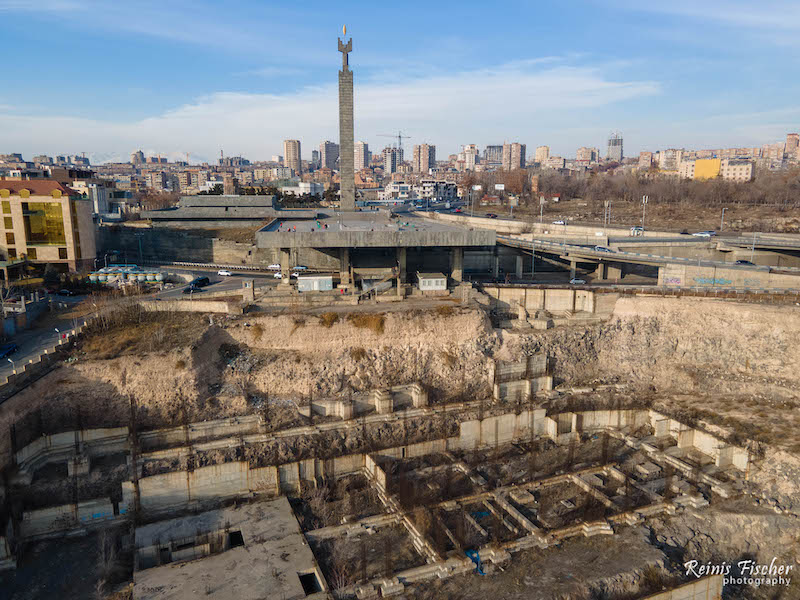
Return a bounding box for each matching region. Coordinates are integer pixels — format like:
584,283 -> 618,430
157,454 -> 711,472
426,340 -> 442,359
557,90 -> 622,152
642,575 -> 722,600
139,299 -> 242,314
659,263 -> 800,291
15,427 -> 128,472
20,498 -> 119,538
481,286 -> 598,314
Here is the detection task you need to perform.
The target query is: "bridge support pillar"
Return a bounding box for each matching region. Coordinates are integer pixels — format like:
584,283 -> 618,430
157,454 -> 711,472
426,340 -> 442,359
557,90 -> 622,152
397,247 -> 407,296
594,262 -> 607,280
450,247 -> 463,283
608,264 -> 623,281
569,260 -> 577,280
492,247 -> 500,279
339,247 -> 351,287
280,248 -> 291,285
515,255 -> 523,279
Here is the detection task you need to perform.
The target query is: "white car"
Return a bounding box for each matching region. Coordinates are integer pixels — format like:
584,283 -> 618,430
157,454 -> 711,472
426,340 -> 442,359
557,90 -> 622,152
569,278 -> 586,285
273,272 -> 283,279
691,231 -> 713,238
217,269 -> 232,277
593,246 -> 613,253
553,220 -> 566,225
267,264 -> 281,270
290,272 -> 300,278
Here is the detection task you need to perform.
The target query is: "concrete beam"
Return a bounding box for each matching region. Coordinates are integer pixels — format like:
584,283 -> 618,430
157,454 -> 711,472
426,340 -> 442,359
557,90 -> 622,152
515,255 -> 523,279
397,247 -> 407,284
280,248 -> 291,285
339,247 -> 351,286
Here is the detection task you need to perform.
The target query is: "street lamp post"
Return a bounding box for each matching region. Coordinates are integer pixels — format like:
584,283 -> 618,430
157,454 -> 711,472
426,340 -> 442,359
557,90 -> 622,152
7,357 -> 14,372
641,195 -> 649,231
720,208 -> 727,232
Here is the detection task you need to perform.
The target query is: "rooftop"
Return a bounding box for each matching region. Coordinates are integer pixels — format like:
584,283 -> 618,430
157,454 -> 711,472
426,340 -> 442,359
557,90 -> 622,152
133,497 -> 326,600
0,180 -> 78,196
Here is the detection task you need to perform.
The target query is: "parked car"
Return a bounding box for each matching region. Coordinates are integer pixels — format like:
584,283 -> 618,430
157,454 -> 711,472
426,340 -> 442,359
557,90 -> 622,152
454,208 -> 462,213
692,231 -> 716,238
630,226 -> 644,236
292,265 -> 308,271
267,263 -> 281,270
57,289 -> 76,296
273,272 -> 283,279
593,246 -> 613,253
735,260 -> 755,266
290,272 -> 300,278
0,343 -> 19,359
552,220 -> 566,225
569,278 -> 586,285
217,269 -> 233,277
486,213 -> 498,219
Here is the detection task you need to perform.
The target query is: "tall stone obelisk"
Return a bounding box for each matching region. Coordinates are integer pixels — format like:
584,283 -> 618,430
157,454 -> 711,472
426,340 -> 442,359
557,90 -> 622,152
338,26 -> 356,211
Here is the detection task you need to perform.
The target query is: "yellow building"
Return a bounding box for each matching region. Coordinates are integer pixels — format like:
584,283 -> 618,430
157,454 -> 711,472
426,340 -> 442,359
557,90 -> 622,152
693,158 -> 721,180
0,180 -> 96,272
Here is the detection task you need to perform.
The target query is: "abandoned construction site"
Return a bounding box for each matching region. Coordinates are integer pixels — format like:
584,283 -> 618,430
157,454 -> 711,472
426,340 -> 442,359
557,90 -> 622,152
0,285 -> 799,600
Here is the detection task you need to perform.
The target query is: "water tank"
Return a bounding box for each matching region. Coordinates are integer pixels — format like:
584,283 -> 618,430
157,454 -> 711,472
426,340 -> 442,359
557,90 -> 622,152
136,274 -> 146,282
89,274 -> 98,283
155,273 -> 164,282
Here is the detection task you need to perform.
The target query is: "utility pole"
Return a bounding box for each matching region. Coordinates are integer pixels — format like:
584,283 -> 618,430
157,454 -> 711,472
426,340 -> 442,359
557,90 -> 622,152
720,207 -> 726,232
750,232 -> 757,263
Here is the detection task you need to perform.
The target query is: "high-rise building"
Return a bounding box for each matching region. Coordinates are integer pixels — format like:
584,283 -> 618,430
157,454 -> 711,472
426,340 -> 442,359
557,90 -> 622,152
484,145 -> 503,162
607,133 -> 623,162
638,152 -> 653,169
656,149 -> 683,171
785,133 -> 799,155
310,150 -> 320,169
535,146 -> 550,163
130,150 -> 145,165
412,144 -> 436,173
462,144 -> 478,171
283,140 -> 301,175
577,147 -> 598,163
320,141 -> 340,170
501,142 -> 526,171
382,147 -> 403,174
354,141 -> 369,171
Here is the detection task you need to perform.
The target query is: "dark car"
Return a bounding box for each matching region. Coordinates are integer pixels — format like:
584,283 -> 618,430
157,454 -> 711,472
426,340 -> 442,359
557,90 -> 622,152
735,260 -> 755,266
0,343 -> 19,359
182,285 -> 203,294
188,276 -> 210,288
57,289 -> 76,296
486,213 -> 498,219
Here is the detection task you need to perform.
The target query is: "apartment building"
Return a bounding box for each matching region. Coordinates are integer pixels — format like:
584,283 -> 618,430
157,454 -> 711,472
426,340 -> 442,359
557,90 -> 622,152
320,141 -> 339,170
283,140 -> 301,175
413,144 -> 436,173
354,141 -> 369,171
0,180 -> 96,271
577,147 -> 599,163
719,159 -> 754,182
534,146 -> 550,163
484,145 -> 503,163
501,142 -> 526,171
382,147 -> 403,174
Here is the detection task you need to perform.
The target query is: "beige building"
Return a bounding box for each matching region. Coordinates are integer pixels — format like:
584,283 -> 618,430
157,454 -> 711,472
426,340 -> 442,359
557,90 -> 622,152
283,139 -> 301,175
502,142 -> 526,171
786,133 -> 799,156
719,159 -> 754,182
534,146 -> 550,163
678,160 -> 695,179
354,141 -> 369,171
0,180 -> 96,271
413,144 -> 436,173
577,147 -> 598,163
638,151 -> 653,169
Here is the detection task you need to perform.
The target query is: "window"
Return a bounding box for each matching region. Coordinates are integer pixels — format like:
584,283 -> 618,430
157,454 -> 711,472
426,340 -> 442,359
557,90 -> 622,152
26,248 -> 37,259
5,233 -> 14,245
58,247 -> 68,260
297,571 -> 322,595
3,217 -> 12,229
7,249 -> 16,259
1,201 -> 9,214
22,202 -> 66,245
228,530 -> 244,548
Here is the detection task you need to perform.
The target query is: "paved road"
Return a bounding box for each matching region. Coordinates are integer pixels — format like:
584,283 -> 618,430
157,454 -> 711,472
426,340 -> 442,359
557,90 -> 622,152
0,297 -> 86,380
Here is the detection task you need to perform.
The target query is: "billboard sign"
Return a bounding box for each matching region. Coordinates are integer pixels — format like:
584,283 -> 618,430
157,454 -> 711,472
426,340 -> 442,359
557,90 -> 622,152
495,183 -> 505,191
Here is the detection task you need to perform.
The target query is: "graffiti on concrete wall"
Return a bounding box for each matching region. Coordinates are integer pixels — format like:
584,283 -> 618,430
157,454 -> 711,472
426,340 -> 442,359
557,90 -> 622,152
664,277 -> 682,285
693,277 -> 732,286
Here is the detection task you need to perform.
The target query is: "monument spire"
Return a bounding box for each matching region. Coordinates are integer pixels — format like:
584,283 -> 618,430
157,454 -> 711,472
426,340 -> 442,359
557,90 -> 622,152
338,25 -> 356,211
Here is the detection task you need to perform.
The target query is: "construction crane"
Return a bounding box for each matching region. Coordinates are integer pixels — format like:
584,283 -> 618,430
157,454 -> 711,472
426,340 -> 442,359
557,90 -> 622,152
377,130 -> 411,151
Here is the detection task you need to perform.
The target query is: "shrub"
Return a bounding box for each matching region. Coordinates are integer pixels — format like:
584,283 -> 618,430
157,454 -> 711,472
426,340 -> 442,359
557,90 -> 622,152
174,359 -> 186,370
320,312 -> 339,328
435,305 -> 455,317
350,347 -> 367,361
251,322 -> 264,341
347,313 -> 385,335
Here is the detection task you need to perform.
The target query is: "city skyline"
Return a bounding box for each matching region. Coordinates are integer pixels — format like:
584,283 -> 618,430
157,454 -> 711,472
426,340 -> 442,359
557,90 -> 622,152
1,0 -> 799,162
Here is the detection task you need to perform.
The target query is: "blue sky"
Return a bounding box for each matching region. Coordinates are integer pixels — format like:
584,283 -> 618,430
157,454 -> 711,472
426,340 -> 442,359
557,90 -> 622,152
1,0 -> 798,163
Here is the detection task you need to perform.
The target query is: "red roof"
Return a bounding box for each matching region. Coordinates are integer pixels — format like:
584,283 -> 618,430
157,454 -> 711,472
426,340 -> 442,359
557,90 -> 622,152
0,180 -> 77,196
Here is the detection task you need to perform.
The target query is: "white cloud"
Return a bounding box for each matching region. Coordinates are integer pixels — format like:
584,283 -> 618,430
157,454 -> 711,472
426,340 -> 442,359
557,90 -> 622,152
0,61 -> 659,162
